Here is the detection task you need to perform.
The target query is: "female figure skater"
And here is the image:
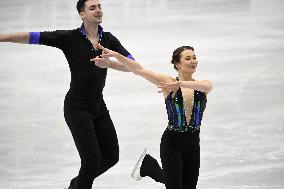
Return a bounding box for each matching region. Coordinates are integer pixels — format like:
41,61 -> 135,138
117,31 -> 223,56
92,44 -> 213,189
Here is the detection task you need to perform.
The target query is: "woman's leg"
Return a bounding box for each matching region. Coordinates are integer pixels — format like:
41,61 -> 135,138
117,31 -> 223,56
135,130 -> 185,189
160,130 -> 183,189
139,130 -> 184,189
182,135 -> 200,189
139,153 -> 165,183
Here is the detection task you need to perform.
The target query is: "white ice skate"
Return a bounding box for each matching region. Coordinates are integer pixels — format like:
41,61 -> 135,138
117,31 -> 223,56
131,148 -> 148,181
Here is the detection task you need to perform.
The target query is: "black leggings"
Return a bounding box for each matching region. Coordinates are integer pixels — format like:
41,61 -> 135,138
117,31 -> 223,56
64,95 -> 119,189
141,129 -> 200,189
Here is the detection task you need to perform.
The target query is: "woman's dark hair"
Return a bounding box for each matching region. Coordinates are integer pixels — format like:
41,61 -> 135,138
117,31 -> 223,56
77,0 -> 88,13
171,46 -> 194,70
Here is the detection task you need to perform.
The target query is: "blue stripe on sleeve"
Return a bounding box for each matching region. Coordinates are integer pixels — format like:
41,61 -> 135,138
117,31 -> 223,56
127,54 -> 135,61
29,32 -> 40,45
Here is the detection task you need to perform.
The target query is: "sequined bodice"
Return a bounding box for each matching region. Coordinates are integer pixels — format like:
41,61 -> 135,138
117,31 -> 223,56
165,80 -> 207,132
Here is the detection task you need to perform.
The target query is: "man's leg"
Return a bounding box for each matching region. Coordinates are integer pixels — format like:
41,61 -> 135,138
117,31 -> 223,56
64,106 -> 102,189
92,110 -> 119,177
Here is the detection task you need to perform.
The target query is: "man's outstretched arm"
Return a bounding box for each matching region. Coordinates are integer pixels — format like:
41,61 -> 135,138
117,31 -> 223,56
0,32 -> 29,44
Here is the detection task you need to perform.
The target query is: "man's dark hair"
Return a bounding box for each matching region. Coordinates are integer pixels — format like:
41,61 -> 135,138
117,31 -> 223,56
77,0 -> 88,13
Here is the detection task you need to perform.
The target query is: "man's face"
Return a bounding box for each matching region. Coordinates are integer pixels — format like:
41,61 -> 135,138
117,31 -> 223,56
80,0 -> 103,24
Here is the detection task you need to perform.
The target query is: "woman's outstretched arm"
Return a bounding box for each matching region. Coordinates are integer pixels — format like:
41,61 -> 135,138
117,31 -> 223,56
91,44 -> 174,86
90,56 -> 131,72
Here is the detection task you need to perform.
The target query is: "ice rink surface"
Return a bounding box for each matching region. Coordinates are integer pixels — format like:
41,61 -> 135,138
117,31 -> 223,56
0,0 -> 284,188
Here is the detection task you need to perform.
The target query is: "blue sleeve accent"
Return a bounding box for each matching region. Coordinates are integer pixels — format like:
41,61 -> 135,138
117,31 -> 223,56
29,32 -> 40,45
127,54 -> 135,61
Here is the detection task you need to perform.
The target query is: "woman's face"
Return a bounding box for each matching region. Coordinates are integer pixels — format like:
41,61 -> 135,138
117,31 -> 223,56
176,49 -> 198,73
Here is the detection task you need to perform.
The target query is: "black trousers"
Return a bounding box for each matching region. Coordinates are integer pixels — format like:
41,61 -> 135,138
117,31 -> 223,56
141,129 -> 200,189
64,94 -> 119,189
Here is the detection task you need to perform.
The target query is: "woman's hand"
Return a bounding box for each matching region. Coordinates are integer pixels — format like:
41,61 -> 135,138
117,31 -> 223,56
90,43 -> 119,68
90,56 -> 111,68
96,43 -> 120,58
157,81 -> 180,93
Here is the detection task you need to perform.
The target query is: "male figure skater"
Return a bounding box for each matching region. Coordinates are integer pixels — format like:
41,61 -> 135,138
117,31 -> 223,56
0,0 -> 134,188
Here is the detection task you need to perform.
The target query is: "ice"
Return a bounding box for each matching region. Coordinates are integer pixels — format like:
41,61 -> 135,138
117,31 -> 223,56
0,0 -> 283,188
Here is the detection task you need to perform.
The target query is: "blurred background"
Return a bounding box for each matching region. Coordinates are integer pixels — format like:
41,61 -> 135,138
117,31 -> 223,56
0,0 -> 283,188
